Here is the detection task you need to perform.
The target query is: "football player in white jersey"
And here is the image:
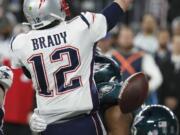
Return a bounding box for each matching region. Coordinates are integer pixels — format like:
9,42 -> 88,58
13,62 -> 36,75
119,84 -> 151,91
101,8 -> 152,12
11,0 -> 133,134
0,66 -> 13,135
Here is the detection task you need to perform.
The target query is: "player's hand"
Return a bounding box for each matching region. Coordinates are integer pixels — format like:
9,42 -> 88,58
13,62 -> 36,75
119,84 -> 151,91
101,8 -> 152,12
115,0 -> 133,11
29,113 -> 47,133
0,66 -> 13,91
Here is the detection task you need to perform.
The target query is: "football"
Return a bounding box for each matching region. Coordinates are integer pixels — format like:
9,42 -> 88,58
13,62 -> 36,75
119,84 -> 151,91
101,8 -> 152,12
118,72 -> 149,114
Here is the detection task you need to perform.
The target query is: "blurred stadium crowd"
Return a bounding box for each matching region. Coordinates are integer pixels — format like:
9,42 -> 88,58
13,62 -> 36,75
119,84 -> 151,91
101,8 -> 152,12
0,0 -> 180,135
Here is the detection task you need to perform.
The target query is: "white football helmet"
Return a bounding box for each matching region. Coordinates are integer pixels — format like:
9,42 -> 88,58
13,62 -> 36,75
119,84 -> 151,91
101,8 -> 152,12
0,66 -> 13,91
23,0 -> 70,30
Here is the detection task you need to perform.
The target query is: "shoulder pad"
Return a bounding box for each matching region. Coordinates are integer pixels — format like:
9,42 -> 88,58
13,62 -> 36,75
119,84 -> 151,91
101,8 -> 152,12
10,34 -> 26,52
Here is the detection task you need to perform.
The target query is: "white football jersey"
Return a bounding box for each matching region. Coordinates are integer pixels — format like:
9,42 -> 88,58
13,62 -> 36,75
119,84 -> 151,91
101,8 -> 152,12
11,12 -> 107,124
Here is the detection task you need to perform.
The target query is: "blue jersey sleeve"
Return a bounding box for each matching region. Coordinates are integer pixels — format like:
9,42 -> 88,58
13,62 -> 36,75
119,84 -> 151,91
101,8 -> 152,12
102,2 -> 125,32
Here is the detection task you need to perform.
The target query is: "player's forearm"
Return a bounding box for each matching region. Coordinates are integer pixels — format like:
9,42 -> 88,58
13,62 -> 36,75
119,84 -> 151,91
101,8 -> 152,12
0,86 -> 5,106
102,2 -> 124,31
114,0 -> 131,12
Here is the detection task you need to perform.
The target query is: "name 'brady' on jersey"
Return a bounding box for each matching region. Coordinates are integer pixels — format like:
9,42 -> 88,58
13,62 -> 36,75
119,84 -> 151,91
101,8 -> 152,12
31,31 -> 67,51
10,12 -> 107,124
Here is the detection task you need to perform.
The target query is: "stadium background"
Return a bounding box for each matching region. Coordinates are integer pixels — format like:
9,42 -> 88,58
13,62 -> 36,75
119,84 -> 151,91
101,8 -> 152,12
0,0 -> 180,135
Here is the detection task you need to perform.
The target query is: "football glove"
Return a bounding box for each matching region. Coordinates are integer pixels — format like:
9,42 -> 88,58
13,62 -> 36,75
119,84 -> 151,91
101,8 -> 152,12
29,113 -> 47,133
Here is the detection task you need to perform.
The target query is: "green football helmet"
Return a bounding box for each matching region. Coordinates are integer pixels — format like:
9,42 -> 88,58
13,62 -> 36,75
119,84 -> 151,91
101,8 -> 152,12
132,105 -> 179,135
94,54 -> 122,105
